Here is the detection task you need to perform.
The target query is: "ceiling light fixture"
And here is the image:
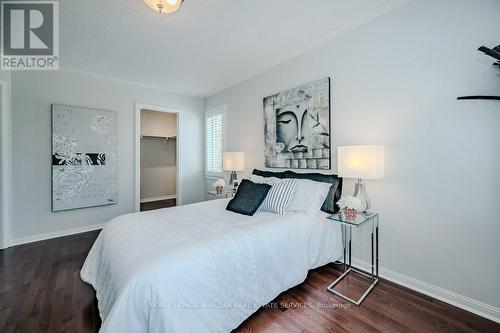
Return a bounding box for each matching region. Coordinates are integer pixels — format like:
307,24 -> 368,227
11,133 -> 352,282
144,0 -> 184,14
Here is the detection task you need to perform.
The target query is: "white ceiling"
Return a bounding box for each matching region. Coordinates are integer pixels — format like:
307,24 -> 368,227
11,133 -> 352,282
60,0 -> 406,97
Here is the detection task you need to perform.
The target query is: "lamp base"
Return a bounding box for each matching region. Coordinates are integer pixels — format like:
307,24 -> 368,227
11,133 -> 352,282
229,171 -> 238,190
353,178 -> 371,213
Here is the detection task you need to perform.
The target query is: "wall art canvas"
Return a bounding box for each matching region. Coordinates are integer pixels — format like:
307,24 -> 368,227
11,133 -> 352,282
51,104 -> 118,212
263,78 -> 331,169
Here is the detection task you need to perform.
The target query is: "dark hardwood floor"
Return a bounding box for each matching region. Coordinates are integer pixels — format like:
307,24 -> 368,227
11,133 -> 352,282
140,198 -> 176,211
1,230 -> 498,333
0,231 -> 101,333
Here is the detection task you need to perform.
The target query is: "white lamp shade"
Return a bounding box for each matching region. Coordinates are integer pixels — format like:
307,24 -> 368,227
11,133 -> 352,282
223,152 -> 245,171
338,145 -> 385,180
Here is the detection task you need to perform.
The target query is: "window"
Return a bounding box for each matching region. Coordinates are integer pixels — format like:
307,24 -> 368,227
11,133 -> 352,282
205,106 -> 226,177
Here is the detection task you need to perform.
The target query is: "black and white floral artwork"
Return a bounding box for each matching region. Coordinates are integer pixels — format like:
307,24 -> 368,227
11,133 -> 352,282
263,78 -> 331,169
51,104 -> 117,211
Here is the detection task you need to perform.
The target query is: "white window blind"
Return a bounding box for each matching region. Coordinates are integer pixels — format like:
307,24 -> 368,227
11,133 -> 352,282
205,107 -> 225,176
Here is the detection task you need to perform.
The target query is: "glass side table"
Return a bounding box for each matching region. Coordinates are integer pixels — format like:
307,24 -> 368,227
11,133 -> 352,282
326,212 -> 379,305
206,190 -> 235,200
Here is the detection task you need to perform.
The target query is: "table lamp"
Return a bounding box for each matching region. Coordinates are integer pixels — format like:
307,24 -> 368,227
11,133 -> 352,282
338,145 -> 385,212
223,152 -> 245,189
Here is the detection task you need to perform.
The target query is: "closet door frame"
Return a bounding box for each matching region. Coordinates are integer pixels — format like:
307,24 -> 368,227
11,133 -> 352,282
134,103 -> 181,212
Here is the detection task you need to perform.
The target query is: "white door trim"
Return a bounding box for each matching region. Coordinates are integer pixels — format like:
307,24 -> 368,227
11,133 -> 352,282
0,79 -> 12,249
134,103 -> 182,212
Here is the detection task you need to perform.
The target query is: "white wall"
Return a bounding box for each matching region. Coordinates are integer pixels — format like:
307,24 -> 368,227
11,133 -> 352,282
206,0 -> 500,312
10,69 -> 204,242
0,70 -> 11,249
140,110 -> 177,200
0,71 -> 10,83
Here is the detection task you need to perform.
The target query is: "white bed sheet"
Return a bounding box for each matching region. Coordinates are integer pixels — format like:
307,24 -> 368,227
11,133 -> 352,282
309,211 -> 344,269
81,198 -> 342,333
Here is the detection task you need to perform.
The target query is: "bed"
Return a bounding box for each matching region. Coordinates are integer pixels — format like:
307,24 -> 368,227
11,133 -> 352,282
81,198 -> 343,332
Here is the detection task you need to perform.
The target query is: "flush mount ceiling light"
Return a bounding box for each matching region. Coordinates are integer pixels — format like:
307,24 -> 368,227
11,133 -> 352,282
144,0 -> 184,14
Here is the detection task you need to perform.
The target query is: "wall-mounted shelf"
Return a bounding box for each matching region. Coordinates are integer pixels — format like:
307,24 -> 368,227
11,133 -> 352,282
457,45 -> 500,102
457,96 -> 500,101
140,135 -> 176,141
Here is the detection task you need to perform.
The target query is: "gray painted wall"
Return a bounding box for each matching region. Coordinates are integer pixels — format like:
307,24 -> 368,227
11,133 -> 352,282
140,138 -> 176,199
140,111 -> 177,200
0,70 -> 10,83
205,0 -> 500,308
141,110 -> 177,137
10,69 -> 204,240
0,70 -> 10,248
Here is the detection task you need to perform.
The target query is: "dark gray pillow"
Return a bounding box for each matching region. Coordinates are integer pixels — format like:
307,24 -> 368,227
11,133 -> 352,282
252,169 -> 285,179
226,179 -> 272,216
282,170 -> 343,214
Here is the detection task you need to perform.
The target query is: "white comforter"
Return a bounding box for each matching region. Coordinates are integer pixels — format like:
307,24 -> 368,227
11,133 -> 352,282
81,199 -> 342,333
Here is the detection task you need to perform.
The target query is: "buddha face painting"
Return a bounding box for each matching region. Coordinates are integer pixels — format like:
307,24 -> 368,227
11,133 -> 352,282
264,78 -> 331,169
276,101 -> 329,153
276,103 -> 308,153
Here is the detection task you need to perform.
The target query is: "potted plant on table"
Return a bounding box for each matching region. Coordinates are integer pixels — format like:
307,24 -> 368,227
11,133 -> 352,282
213,179 -> 226,194
336,196 -> 364,220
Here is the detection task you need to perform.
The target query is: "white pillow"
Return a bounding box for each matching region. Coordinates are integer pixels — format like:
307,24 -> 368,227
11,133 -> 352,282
245,175 -> 297,214
288,179 -> 331,217
247,174 -> 280,184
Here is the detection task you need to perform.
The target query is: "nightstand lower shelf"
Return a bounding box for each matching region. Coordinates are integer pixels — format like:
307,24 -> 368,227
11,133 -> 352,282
326,266 -> 379,306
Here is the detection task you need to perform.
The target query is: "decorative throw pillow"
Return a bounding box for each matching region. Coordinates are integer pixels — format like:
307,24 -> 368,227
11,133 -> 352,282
320,177 -> 342,213
226,179 -> 271,216
246,174 -> 280,184
252,169 -> 285,179
246,175 -> 297,215
288,179 -> 331,217
259,179 -> 297,215
283,170 -> 343,214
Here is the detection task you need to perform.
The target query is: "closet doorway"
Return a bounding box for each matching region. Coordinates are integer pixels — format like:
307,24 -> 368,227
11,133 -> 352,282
135,104 -> 180,212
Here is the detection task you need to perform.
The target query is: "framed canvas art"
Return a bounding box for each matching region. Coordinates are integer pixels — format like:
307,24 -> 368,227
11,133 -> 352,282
263,78 -> 331,169
51,104 -> 118,212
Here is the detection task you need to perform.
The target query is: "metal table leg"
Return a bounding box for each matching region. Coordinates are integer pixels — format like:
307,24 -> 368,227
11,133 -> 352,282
343,224 -> 347,272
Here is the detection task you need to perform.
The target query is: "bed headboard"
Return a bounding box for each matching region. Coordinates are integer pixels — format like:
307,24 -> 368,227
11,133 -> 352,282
252,169 -> 343,214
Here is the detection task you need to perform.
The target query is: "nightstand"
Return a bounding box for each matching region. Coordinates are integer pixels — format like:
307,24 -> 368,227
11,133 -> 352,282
326,212 -> 379,305
206,190 -> 235,200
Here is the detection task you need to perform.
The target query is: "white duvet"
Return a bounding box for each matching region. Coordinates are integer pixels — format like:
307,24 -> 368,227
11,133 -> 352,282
81,199 -> 342,333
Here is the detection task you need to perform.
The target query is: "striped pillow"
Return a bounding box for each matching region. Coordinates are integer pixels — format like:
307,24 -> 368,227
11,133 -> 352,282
259,179 -> 297,215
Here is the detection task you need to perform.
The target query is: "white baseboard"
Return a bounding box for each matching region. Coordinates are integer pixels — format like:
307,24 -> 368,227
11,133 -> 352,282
350,258 -> 500,323
8,222 -> 105,248
140,195 -> 176,203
